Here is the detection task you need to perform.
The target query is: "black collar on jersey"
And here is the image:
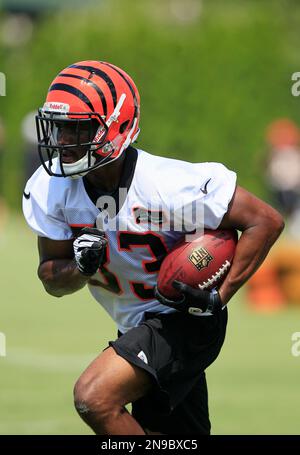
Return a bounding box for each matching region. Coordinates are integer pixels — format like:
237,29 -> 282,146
83,146 -> 138,215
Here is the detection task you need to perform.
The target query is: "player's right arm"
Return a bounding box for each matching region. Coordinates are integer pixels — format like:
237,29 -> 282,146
22,170 -> 106,297
37,237 -> 90,297
37,228 -> 107,298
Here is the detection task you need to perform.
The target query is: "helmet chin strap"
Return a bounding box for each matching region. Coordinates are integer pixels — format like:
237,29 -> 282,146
61,152 -> 96,178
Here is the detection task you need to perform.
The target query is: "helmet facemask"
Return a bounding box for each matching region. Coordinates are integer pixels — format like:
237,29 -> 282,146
36,110 -> 114,178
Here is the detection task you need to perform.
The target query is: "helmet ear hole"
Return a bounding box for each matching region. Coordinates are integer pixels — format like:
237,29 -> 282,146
119,120 -> 130,134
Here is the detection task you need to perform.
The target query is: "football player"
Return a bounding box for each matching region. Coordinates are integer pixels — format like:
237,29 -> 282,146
23,60 -> 284,435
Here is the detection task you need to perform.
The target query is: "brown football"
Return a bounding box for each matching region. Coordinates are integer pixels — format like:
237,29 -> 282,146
157,229 -> 238,299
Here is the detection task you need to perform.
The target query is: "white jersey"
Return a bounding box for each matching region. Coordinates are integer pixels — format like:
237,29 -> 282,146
23,148 -> 237,333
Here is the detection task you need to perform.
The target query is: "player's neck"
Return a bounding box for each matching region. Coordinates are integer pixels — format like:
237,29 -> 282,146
85,154 -> 126,193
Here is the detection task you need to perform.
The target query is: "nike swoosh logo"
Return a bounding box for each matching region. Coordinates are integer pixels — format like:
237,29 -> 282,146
23,191 -> 31,200
200,178 -> 211,195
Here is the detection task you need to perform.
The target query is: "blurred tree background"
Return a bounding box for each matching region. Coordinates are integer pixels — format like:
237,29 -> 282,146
0,0 -> 299,207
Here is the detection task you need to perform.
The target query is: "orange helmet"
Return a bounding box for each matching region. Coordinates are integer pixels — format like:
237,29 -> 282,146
36,60 -> 140,177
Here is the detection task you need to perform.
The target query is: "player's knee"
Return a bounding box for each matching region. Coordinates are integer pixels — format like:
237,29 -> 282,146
73,374 -> 116,421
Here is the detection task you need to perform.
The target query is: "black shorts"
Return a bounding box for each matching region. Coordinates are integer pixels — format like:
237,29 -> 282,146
108,308 -> 228,435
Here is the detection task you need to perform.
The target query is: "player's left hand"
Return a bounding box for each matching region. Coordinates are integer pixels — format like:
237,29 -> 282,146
154,280 -> 223,316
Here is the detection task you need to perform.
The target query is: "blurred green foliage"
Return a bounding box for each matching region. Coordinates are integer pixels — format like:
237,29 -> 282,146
1,0 -> 300,207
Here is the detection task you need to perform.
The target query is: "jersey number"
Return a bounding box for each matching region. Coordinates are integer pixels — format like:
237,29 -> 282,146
89,232 -> 167,299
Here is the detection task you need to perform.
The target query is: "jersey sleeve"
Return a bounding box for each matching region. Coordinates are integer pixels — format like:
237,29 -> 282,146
201,162 -> 237,229
162,161 -> 237,232
22,169 -> 73,240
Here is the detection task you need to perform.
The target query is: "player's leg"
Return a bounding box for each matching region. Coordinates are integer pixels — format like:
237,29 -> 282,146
129,310 -> 228,434
78,307 -> 227,435
73,346 -> 153,435
169,372 -> 211,434
132,372 -> 210,434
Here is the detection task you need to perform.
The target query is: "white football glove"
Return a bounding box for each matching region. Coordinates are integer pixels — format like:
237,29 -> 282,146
73,227 -> 107,276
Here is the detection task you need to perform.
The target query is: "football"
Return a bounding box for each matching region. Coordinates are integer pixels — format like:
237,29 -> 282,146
157,229 -> 238,299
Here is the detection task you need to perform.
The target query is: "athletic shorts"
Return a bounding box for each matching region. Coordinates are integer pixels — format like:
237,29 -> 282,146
108,308 -> 228,435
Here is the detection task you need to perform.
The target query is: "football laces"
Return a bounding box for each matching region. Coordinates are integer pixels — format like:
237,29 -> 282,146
198,260 -> 231,290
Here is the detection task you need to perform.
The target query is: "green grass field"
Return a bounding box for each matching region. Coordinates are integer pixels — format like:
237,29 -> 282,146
1,213 -> 300,434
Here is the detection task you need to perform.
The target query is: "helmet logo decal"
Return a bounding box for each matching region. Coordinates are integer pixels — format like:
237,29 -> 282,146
94,126 -> 106,143
43,102 -> 70,112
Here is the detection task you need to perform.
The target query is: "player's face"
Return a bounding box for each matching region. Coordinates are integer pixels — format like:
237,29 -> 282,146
55,120 -> 97,163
